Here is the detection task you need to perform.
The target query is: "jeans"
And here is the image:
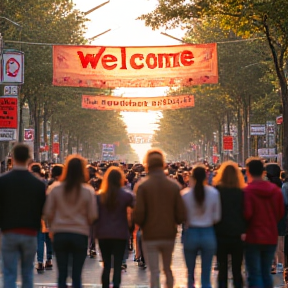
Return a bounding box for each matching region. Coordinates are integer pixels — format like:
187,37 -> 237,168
53,233 -> 88,288
245,243 -> 276,288
183,227 -> 216,288
136,229 -> 145,262
89,225 -> 96,251
37,231 -> 53,263
142,240 -> 175,288
217,237 -> 243,288
98,239 -> 127,288
1,233 -> 37,288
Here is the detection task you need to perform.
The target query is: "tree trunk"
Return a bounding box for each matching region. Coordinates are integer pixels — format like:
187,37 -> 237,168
49,117 -> 54,162
19,102 -> 23,142
243,103 -> 249,162
263,17 -> 288,170
237,107 -> 243,165
218,122 -> 223,162
43,111 -> 47,147
33,108 -> 40,162
67,132 -> 70,155
59,126 -> 63,163
283,96 -> 288,170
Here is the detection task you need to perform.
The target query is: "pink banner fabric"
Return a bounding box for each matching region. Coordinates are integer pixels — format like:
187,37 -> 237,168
53,44 -> 218,88
82,95 -> 195,111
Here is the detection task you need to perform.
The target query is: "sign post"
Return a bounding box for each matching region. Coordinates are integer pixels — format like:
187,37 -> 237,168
1,49 -> 24,143
223,136 -> 233,160
0,97 -> 18,141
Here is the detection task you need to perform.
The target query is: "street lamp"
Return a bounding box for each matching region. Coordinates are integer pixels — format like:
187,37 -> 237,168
160,32 -> 185,43
89,29 -> 111,41
0,16 -> 22,29
84,1 -> 110,16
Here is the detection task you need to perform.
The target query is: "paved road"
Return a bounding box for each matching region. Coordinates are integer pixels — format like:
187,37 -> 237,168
3,231 -> 283,287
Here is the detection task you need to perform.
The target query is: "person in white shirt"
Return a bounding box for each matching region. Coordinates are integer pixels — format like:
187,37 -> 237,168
182,165 -> 221,288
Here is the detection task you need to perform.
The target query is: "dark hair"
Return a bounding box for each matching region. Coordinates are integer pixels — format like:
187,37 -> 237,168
87,165 -> 97,180
51,165 -> 63,178
192,166 -> 206,208
266,164 -> 282,188
100,166 -> 125,211
12,144 -> 30,163
59,155 -> 89,202
246,158 -> 264,177
30,163 -> 41,175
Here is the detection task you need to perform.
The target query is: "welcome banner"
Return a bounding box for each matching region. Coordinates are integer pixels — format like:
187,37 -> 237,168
82,95 -> 194,111
53,44 -> 218,88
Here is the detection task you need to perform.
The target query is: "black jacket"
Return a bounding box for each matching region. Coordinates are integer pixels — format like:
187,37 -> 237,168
214,186 -> 246,239
0,169 -> 46,231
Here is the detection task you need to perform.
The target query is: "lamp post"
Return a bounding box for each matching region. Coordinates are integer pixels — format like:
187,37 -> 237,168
160,32 -> 184,43
84,1 -> 110,15
0,17 -> 22,29
89,29 -> 111,41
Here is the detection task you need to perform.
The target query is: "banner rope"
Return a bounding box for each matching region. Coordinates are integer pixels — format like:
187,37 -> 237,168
4,37 -> 265,47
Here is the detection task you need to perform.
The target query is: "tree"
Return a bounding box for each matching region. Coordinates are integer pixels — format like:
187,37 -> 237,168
140,0 -> 288,168
1,1 -> 134,162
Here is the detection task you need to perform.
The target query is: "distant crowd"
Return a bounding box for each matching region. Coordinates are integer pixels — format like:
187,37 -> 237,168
0,143 -> 287,288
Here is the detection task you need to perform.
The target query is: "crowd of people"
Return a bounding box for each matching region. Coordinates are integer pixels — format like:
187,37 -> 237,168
0,143 -> 287,288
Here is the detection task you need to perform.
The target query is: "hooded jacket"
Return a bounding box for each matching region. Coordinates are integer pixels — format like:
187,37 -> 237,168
244,180 -> 284,245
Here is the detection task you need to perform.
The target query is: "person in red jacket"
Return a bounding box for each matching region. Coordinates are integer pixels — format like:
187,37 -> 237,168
244,158 -> 284,288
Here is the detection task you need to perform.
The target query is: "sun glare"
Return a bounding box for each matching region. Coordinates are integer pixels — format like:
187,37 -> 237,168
72,0 -> 185,159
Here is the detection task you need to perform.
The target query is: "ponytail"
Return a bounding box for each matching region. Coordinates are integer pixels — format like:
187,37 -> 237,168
194,181 -> 205,206
192,166 -> 207,207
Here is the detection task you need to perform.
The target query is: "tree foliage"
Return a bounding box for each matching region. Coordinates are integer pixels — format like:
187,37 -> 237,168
1,1 -> 133,161
142,0 -> 288,168
152,13 -> 279,163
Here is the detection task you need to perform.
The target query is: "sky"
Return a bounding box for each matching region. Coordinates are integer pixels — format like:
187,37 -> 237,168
72,0 -> 186,134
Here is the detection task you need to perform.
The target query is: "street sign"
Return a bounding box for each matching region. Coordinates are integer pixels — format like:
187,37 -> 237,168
250,124 -> 266,136
276,115 -> 283,125
4,85 -> 18,96
53,142 -> 60,154
0,97 -> 18,129
0,50 -> 24,84
24,128 -> 34,141
0,128 -> 17,141
223,136 -> 233,151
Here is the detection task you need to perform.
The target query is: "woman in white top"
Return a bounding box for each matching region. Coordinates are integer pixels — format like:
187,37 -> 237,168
182,165 -> 221,288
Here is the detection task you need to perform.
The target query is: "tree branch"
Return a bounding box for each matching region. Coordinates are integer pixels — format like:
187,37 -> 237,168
263,15 -> 287,97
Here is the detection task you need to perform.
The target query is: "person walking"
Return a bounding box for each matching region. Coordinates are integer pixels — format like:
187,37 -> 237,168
181,165 -> 221,288
29,163 -> 53,274
43,155 -> 98,288
244,158 -> 284,288
134,149 -> 186,288
0,144 -> 46,288
95,166 -> 135,288
213,161 -> 246,288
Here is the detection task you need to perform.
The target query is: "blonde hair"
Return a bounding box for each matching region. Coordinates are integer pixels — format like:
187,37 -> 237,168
213,161 -> 246,189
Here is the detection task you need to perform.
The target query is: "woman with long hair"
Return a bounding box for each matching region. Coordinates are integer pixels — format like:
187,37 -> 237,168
44,155 -> 98,288
95,166 -> 135,288
182,165 -> 221,288
213,161 -> 246,288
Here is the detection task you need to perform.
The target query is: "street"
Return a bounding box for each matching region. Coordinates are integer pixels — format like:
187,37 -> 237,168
4,232 -> 285,288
